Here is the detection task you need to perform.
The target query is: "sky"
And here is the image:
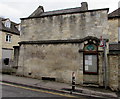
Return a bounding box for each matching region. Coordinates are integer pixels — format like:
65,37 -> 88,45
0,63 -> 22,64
0,0 -> 120,23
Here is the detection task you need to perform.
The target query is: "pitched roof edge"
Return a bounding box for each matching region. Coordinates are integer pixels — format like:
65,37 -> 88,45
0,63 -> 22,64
108,16 -> 120,19
0,29 -> 20,35
21,8 -> 109,20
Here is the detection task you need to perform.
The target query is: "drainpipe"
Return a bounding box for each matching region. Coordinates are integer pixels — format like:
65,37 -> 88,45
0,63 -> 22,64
103,40 -> 108,89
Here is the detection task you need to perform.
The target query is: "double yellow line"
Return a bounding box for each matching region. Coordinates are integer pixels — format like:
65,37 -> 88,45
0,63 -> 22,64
1,82 -> 76,98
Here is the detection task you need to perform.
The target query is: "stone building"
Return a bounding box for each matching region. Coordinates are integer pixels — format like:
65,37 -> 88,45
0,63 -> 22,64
17,2 -> 119,91
0,18 -> 20,71
108,8 -> 120,91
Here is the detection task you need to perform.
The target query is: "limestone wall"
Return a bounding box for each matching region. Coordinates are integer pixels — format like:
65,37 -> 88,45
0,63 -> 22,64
118,55 -> 120,90
18,9 -> 109,85
21,10 -> 108,41
18,44 -> 83,84
108,55 -> 119,91
108,19 -> 118,43
0,31 -> 2,69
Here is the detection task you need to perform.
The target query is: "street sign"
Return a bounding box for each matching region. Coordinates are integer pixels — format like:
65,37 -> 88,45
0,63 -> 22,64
99,36 -> 104,47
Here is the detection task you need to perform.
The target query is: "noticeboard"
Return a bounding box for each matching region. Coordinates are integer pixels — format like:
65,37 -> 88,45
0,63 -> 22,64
84,54 -> 97,74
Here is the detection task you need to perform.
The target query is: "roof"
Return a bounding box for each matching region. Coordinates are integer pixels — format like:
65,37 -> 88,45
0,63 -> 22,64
21,8 -> 109,20
19,36 -> 100,45
109,43 -> 120,54
109,43 -> 120,51
28,2 -> 88,18
0,18 -> 20,35
108,8 -> 120,19
29,7 -> 85,18
21,2 -> 109,20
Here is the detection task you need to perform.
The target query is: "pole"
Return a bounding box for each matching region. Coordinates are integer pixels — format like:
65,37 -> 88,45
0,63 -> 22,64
103,40 -> 107,89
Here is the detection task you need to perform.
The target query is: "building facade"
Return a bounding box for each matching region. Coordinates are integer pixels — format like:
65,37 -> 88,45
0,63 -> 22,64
17,2 -> 119,91
108,8 -> 120,91
0,18 -> 20,71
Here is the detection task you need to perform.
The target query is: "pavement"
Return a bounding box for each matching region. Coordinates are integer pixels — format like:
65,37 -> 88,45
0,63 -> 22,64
1,74 -> 119,99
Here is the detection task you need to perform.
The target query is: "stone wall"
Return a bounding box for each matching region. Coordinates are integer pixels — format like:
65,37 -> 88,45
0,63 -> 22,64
18,44 -> 83,84
108,54 -> 120,91
118,55 -> 120,90
0,31 -> 2,70
108,19 -> 119,43
21,10 -> 108,41
18,9 -> 109,85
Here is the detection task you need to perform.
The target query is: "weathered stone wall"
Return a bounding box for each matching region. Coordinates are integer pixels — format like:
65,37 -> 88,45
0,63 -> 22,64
13,46 -> 19,68
18,44 -> 83,84
21,10 -> 108,41
0,31 -> 2,70
108,19 -> 118,43
119,55 -> 120,90
18,9 -> 109,84
108,55 -> 119,91
98,52 -> 104,86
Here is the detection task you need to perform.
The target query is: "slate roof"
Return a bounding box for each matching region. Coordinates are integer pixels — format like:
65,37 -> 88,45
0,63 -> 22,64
109,43 -> 120,54
21,2 -> 109,20
109,43 -> 120,51
29,7 -> 85,18
28,2 -> 88,18
108,8 -> 120,18
20,8 -> 109,20
0,18 -> 20,35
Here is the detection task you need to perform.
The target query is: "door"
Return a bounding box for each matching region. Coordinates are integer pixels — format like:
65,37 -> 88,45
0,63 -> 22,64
2,49 -> 13,67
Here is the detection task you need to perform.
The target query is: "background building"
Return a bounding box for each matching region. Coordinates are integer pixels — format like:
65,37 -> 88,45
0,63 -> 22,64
108,8 -> 120,91
0,18 -> 20,72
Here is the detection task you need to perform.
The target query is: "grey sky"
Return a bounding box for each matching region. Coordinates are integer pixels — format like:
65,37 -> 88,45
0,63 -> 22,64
0,0 -> 120,23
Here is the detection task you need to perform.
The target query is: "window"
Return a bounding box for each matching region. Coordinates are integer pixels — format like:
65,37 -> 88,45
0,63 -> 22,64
118,27 -> 120,42
84,54 -> 98,74
5,20 -> 11,28
4,58 -> 9,65
6,34 -> 11,42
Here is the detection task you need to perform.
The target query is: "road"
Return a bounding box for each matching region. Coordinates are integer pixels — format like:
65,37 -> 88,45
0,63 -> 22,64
2,83 -> 74,98
1,82 -> 106,99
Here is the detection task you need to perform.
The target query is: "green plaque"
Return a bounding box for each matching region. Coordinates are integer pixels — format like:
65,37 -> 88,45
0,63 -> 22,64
85,44 -> 96,51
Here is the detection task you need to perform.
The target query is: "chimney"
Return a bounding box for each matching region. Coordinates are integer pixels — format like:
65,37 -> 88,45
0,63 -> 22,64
81,2 -> 88,11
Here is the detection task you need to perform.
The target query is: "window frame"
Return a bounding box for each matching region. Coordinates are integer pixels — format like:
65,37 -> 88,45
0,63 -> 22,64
118,27 -> 120,42
83,52 -> 98,75
6,34 -> 12,43
83,42 -> 98,75
5,20 -> 11,28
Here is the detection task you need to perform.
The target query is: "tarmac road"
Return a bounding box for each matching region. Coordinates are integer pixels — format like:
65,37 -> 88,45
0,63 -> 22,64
2,82 -> 75,98
1,82 -> 109,99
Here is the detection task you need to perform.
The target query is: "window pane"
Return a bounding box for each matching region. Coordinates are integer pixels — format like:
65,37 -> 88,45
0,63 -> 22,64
6,35 -> 8,41
6,34 -> 11,42
9,35 -> 11,42
119,27 -> 120,41
84,55 -> 97,73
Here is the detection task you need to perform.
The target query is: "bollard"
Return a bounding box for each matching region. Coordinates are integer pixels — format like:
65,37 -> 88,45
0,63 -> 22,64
72,72 -> 75,91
